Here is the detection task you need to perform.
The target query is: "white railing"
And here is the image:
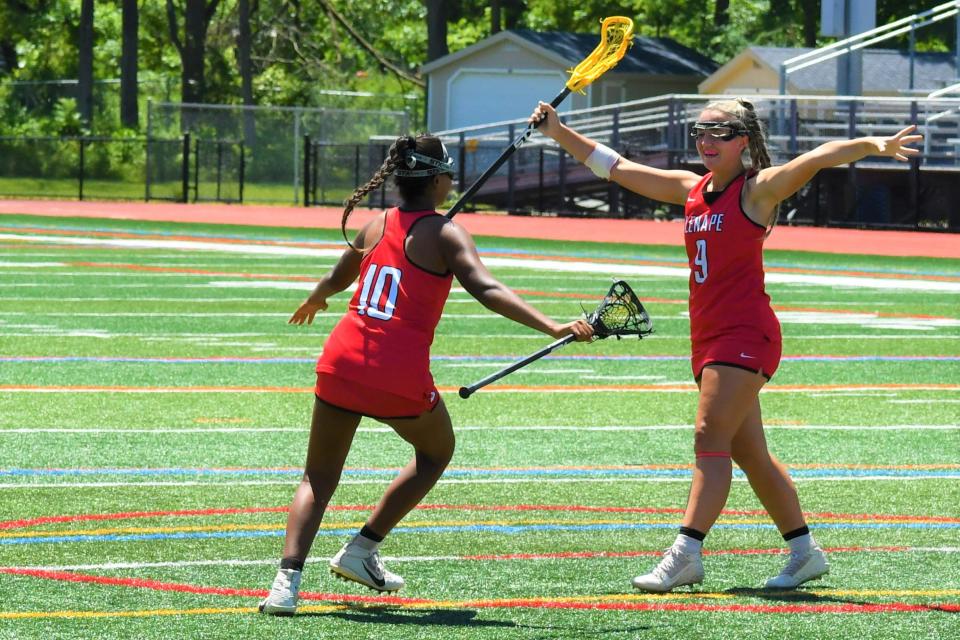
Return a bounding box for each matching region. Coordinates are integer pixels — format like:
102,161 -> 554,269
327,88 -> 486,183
435,93 -> 960,168
778,0 -> 960,94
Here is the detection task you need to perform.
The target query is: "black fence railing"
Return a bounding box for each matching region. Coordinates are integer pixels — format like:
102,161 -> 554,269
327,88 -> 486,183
0,131 -> 956,231
0,135 -> 244,204
303,134 -> 956,232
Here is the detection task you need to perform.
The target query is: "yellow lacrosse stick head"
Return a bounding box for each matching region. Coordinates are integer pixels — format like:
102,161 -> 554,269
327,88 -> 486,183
566,16 -> 635,93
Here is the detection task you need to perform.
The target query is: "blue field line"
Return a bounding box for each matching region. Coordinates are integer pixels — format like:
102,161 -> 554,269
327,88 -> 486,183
2,467 -> 958,480
4,220 -> 959,279
3,520 -> 959,546
1,355 -> 958,365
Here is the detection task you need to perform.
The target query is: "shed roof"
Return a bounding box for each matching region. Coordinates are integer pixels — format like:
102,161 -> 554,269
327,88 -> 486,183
751,46 -> 957,93
421,28 -> 717,77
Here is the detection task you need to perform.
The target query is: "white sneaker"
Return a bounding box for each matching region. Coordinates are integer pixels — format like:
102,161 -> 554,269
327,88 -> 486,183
258,567 -> 301,616
329,543 -> 404,592
765,546 -> 830,589
631,547 -> 704,592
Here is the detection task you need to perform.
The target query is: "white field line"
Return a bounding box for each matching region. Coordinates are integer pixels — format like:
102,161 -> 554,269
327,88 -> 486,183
1,330 -> 956,340
2,386 -> 957,394
1,476 -> 958,490
0,312 -> 543,319
1,297 -> 297,303
1,424 -> 957,435
2,232 -> 958,293
15,547 -> 960,572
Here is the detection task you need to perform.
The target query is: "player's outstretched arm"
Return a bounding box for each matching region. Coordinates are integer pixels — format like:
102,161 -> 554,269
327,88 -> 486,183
529,101 -> 700,206
438,221 -> 593,341
749,125 -> 922,215
288,215 -> 382,325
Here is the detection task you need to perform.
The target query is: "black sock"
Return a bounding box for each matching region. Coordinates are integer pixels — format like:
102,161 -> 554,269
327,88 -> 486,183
679,526 -> 706,542
783,525 -> 810,541
280,557 -> 304,571
359,524 -> 385,543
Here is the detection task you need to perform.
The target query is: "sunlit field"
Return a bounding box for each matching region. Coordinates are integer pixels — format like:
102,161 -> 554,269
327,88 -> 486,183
0,213 -> 958,639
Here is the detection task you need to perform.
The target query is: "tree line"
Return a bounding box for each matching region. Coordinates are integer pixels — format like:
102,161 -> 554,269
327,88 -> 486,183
0,0 -> 949,136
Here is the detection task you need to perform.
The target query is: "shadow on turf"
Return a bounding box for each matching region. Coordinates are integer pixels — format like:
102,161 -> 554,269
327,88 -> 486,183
726,586 -> 865,605
297,606 -> 515,628
299,606 -> 655,634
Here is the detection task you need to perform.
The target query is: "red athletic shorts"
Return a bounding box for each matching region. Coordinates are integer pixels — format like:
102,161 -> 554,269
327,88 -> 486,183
314,373 -> 440,419
691,334 -> 782,381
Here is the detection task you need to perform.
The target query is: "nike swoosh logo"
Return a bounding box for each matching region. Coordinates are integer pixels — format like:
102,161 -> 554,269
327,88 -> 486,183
740,353 -> 756,359
362,559 -> 386,588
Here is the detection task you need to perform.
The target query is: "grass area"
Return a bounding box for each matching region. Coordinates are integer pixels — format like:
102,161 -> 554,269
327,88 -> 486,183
0,214 -> 958,639
0,177 -> 352,205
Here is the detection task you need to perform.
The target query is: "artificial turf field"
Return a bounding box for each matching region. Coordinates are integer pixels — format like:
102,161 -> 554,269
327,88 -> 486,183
0,213 -> 958,639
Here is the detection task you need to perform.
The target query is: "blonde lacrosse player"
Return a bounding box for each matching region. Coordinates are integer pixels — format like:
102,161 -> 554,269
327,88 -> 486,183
259,134 -> 593,615
530,97 -> 921,592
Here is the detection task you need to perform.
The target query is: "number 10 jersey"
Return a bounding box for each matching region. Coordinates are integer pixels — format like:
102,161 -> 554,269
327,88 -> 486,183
317,208 -> 454,402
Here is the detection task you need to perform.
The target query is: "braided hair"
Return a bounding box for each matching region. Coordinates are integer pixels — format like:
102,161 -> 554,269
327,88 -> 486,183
341,134 -> 449,250
703,98 -> 779,233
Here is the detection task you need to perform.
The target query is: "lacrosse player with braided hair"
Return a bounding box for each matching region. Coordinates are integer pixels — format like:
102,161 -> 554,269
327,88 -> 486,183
259,134 -> 593,615
530,98 -> 921,592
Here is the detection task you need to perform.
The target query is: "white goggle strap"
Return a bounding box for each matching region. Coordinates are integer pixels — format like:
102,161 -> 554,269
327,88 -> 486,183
396,142 -> 455,177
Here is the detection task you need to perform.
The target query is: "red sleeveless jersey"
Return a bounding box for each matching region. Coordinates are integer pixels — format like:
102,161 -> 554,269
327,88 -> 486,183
317,208 -> 453,401
683,172 -> 780,345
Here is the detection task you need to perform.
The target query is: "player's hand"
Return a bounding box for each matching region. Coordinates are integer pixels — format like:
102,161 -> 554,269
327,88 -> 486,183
873,125 -> 922,162
529,101 -> 560,138
551,318 -> 594,342
288,299 -> 327,325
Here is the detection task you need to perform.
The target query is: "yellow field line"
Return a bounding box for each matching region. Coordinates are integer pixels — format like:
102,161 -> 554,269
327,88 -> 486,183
813,589 -> 960,598
4,589 -> 958,620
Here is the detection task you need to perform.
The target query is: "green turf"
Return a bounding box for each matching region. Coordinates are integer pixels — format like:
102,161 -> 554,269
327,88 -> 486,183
0,214 -> 958,639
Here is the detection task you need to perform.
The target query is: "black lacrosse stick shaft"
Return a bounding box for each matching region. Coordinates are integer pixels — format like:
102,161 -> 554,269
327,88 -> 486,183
445,87 -> 572,219
458,333 -> 576,399
458,280 -> 652,399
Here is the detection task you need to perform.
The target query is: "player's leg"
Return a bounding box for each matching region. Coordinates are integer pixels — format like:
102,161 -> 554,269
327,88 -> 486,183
367,398 -> 455,532
731,398 -> 805,531
633,365 -> 765,592
330,397 -> 455,592
261,398 -> 361,614
731,400 -> 828,588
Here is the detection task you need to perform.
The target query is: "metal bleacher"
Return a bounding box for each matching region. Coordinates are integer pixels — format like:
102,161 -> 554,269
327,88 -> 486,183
401,93 -> 955,229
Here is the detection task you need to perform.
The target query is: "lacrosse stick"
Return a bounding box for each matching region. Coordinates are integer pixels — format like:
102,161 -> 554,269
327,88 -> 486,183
444,16 -> 634,219
458,280 -> 653,399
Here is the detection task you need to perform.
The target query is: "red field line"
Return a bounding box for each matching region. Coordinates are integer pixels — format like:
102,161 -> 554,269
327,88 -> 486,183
1,568 -> 956,615
0,568 -> 426,605
0,506 -> 290,531
70,261 -> 317,281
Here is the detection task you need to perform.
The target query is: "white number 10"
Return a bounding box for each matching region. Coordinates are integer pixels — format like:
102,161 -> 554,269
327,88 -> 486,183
357,263 -> 401,320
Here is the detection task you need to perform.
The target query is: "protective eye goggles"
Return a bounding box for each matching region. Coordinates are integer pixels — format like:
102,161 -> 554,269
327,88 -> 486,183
395,141 -> 455,177
690,121 -> 747,142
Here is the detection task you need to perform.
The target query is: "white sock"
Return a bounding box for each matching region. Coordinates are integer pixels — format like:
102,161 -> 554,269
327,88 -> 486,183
787,533 -> 815,555
350,531 -> 380,552
672,533 -> 703,555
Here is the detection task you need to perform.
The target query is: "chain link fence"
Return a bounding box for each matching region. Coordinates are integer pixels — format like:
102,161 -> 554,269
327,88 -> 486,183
147,102 -> 409,205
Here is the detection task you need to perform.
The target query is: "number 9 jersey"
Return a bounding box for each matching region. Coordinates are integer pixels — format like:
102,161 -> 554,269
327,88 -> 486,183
683,172 -> 781,377
317,208 -> 454,405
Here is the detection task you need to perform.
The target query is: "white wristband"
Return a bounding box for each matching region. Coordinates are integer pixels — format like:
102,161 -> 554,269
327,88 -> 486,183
584,143 -> 620,180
